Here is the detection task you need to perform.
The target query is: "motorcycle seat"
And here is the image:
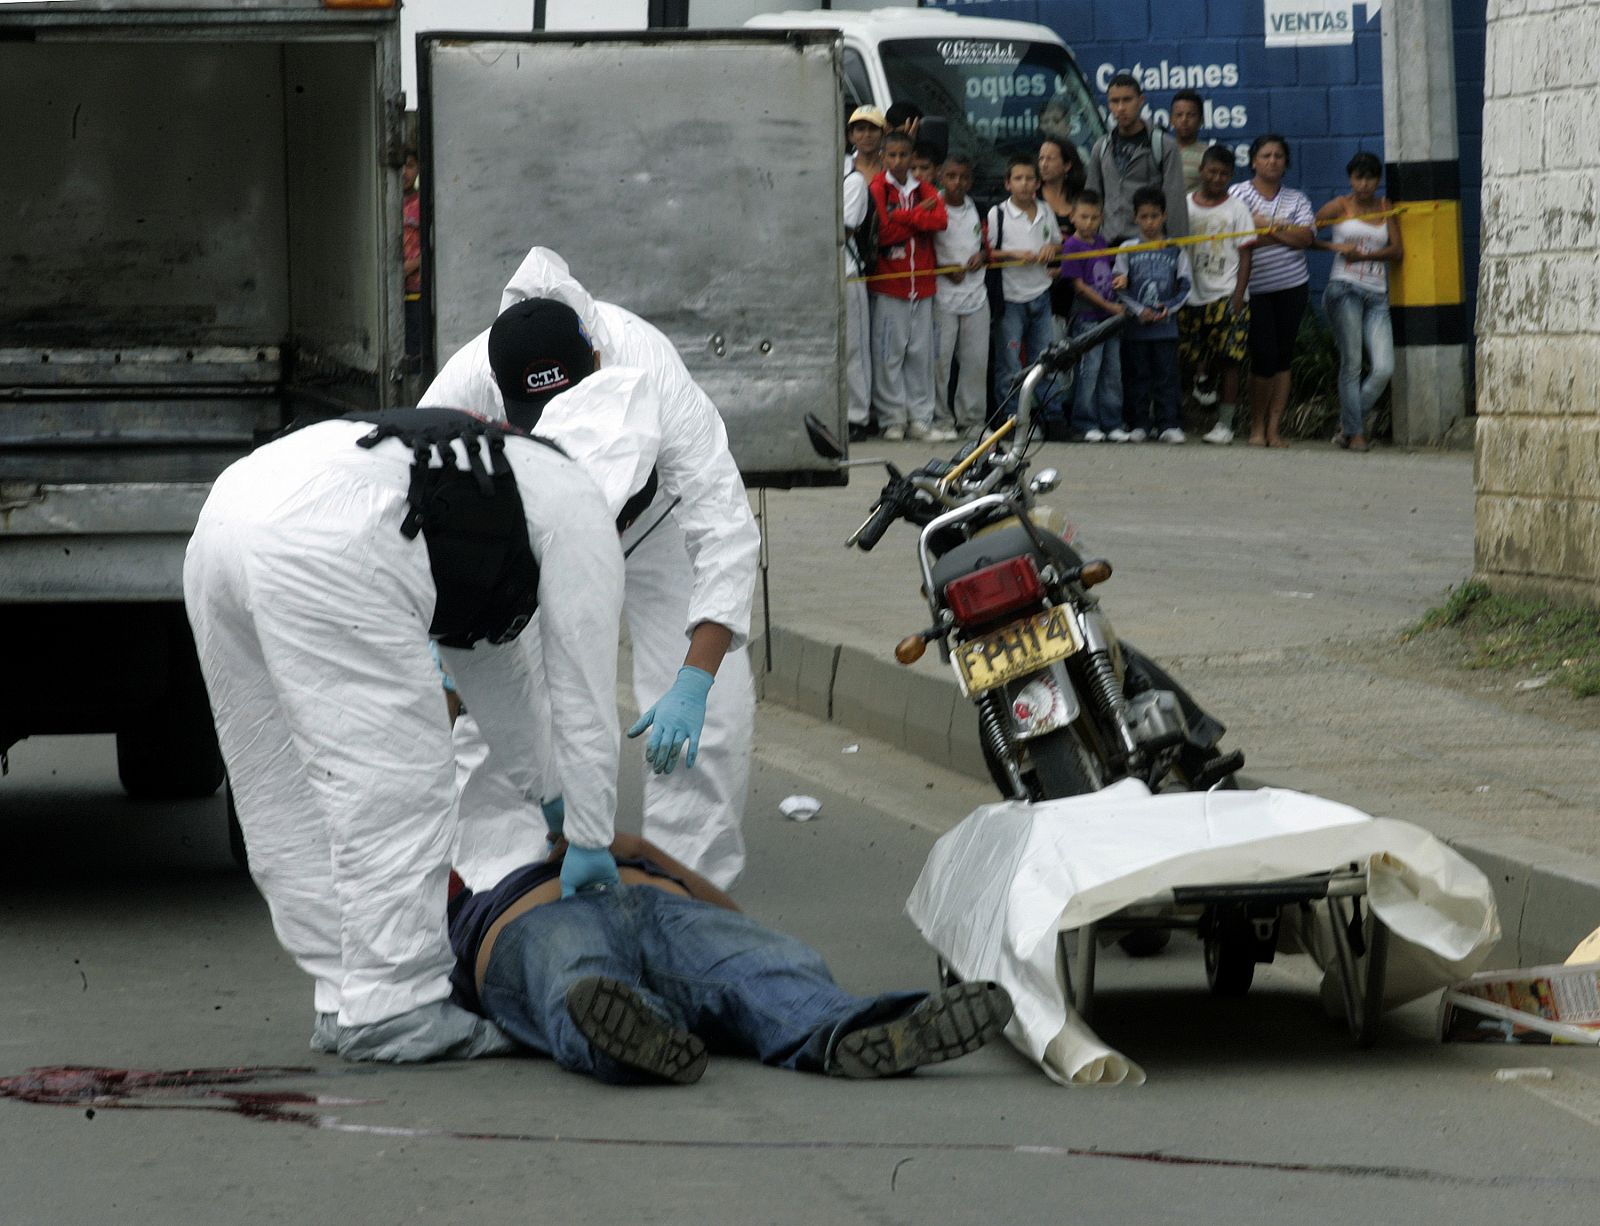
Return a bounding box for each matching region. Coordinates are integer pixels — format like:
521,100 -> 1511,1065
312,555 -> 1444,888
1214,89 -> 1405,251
929,521 -> 1083,595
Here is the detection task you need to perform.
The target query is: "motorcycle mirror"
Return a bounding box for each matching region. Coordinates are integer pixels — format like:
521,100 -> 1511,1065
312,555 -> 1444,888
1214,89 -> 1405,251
1029,467 -> 1061,495
803,412 -> 846,461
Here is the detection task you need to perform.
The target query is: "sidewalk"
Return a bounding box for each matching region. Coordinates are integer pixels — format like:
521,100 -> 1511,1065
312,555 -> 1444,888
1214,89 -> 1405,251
750,437 -> 1600,969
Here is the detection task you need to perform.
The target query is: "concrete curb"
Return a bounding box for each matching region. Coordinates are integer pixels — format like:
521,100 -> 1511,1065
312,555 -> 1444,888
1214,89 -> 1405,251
755,622 -> 1600,972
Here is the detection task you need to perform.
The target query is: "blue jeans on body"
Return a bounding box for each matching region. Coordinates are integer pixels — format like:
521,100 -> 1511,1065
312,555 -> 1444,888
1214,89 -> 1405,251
1067,317 -> 1123,434
1323,279 -> 1394,439
478,885 -> 924,1084
994,291 -> 1060,419
1123,338 -> 1181,433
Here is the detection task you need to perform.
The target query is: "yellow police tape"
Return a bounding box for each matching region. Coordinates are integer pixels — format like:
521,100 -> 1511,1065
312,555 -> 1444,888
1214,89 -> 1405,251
847,201 -> 1441,285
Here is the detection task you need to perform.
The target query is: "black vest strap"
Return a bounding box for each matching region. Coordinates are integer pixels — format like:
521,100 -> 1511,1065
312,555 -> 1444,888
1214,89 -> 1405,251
338,408 -> 554,648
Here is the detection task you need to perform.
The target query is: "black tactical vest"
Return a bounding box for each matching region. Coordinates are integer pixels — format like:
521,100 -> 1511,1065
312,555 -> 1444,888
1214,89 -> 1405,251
340,408 -> 553,649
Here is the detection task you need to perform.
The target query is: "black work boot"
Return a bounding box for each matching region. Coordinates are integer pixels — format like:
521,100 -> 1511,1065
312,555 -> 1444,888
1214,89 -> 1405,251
565,976 -> 708,1086
827,981 -> 1013,1078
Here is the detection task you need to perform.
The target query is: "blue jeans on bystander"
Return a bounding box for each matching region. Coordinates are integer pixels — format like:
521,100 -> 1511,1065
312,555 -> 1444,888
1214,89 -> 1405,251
1067,316 -> 1123,435
1323,279 -> 1394,440
994,290 -> 1059,420
1123,339 -> 1181,433
478,885 -> 924,1084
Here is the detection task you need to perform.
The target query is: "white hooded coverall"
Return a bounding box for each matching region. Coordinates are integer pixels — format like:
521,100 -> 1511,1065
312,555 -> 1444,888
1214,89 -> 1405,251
422,248 -> 760,890
185,400 -> 642,1061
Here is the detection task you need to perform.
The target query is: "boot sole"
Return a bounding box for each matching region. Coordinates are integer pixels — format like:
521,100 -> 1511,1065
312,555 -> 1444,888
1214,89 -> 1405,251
829,981 -> 1013,1079
565,976 -> 707,1085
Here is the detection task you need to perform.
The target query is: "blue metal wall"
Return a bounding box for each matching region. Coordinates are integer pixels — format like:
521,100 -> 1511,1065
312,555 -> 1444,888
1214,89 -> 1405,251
933,0 -> 1484,325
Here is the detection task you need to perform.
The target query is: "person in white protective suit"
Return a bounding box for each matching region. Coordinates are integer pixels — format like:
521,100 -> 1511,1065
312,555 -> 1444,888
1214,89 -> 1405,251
421,248 -> 760,891
184,356 -> 663,1063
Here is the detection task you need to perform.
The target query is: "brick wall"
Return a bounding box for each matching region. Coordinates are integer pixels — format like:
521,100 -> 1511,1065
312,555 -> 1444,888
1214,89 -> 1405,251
1475,0 -> 1600,605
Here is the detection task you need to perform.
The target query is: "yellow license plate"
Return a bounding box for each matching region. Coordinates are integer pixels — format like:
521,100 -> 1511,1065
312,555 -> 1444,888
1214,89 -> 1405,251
952,605 -> 1082,695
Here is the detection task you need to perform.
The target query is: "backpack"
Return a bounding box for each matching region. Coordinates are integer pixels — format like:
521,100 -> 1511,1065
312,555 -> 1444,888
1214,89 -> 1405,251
845,169 -> 881,277
984,205 -> 1006,314
1092,125 -> 1165,171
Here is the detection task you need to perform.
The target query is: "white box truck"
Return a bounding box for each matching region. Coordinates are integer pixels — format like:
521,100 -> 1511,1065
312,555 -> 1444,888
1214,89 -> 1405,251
0,4 -> 847,808
1,0 -> 409,799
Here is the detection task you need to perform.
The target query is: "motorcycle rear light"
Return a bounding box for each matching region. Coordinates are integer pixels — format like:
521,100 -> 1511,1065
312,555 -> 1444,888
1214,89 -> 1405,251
944,556 -> 1043,626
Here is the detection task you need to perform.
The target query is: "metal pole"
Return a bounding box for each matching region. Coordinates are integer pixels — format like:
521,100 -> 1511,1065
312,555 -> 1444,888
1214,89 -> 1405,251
1380,0 -> 1472,446
758,488 -> 772,675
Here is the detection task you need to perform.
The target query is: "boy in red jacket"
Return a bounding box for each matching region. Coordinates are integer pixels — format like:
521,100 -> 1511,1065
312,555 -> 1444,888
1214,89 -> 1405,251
868,130 -> 947,441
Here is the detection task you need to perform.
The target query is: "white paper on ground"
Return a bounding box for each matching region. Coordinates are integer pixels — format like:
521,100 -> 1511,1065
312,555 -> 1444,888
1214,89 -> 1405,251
905,780 -> 1501,1086
779,795 -> 822,821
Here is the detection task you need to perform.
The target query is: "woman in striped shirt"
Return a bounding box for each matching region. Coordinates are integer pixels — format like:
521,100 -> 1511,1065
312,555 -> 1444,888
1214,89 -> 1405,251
1229,135 -> 1315,448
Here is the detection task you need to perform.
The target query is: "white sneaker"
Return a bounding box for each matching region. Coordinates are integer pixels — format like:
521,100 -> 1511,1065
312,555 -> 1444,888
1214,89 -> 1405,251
1192,381 -> 1219,408
905,422 -> 933,441
880,425 -> 905,441
1082,428 -> 1107,443
1128,428 -> 1149,443
1107,428 -> 1133,443
1202,424 -> 1234,445
926,426 -> 958,442
1159,428 -> 1187,444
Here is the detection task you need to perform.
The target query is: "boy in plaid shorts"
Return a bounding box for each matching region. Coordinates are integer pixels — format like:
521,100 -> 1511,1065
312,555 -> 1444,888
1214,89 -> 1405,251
1180,145 -> 1254,444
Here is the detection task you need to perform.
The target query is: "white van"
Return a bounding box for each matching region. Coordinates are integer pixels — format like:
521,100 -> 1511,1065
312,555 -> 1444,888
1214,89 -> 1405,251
745,6 -> 1105,199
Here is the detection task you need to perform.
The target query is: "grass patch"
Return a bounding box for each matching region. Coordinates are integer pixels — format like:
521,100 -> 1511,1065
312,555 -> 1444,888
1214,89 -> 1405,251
1406,581 -> 1600,698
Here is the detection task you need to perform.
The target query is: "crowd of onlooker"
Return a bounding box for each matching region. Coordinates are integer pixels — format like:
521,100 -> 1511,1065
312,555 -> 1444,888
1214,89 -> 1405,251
843,73 -> 1403,452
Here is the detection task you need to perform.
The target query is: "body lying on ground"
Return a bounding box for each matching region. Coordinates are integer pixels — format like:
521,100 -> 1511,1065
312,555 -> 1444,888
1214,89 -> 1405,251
446,833 -> 1014,1085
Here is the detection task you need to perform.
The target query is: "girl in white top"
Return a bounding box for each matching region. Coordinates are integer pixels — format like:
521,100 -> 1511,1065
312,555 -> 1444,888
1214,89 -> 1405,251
1315,151 -> 1404,453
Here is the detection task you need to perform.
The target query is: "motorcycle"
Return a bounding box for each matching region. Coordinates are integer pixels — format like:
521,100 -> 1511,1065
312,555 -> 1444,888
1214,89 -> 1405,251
807,314 -> 1242,812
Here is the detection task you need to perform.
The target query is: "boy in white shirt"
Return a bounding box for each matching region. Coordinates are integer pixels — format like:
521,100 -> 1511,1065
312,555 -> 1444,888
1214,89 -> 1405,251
1181,145 -> 1255,444
932,154 -> 990,437
986,154 -> 1062,423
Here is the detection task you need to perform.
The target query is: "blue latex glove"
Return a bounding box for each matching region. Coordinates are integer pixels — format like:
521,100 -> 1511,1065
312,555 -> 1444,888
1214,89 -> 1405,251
626,665 -> 714,775
427,640 -> 457,693
541,794 -> 565,842
560,844 -> 620,898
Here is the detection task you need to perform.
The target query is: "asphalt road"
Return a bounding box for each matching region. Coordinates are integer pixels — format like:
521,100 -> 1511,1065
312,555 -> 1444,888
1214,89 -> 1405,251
3,714 -> 1599,1225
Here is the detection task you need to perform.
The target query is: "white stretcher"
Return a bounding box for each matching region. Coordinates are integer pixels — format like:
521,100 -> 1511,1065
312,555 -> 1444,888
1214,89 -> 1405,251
906,781 -> 1501,1085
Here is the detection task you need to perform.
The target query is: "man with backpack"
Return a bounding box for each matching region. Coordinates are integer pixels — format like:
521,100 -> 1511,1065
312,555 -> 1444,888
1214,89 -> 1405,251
1085,73 -> 1190,245
844,142 -> 875,441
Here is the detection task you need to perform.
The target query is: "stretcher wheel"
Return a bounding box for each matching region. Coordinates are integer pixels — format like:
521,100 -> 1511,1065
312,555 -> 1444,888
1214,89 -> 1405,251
1348,916 -> 1389,1048
1117,928 -> 1171,958
1204,925 -> 1255,997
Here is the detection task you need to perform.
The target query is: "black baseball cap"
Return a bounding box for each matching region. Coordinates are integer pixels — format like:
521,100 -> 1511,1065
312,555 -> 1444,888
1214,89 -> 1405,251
487,298 -> 597,429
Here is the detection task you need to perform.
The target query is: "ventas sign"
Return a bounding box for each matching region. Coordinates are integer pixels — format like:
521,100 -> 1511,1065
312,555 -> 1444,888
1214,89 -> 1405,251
1264,0 -> 1381,48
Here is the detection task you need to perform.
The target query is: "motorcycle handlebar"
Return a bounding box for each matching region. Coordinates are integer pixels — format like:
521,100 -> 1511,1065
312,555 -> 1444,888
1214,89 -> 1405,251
855,490 -> 904,551
1038,314 -> 1129,374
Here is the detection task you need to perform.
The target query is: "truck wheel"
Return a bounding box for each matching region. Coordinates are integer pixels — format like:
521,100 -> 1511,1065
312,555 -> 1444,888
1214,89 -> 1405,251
116,705 -> 224,800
